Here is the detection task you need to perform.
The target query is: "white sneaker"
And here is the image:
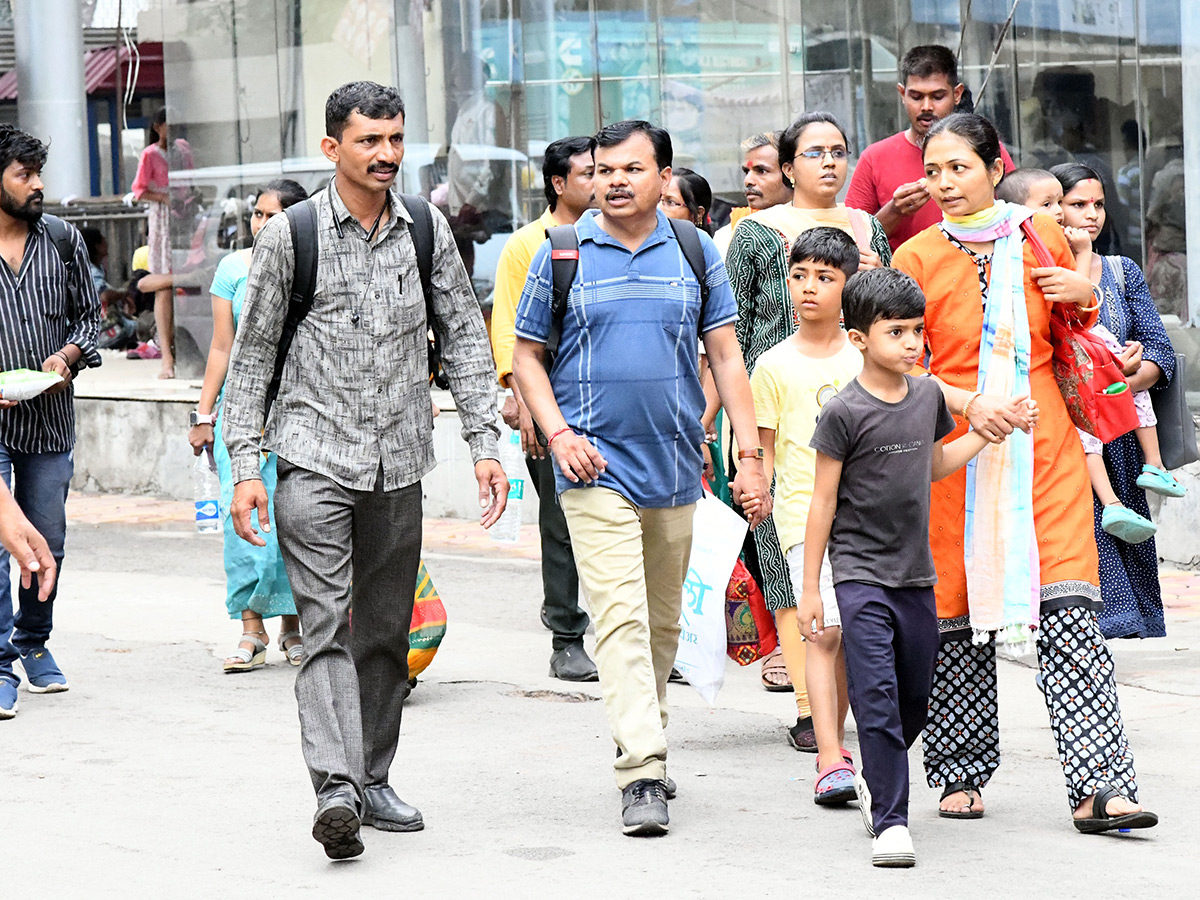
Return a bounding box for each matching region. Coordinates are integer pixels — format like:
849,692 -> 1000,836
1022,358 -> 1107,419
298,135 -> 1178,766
872,825 -> 916,868
854,771 -> 875,837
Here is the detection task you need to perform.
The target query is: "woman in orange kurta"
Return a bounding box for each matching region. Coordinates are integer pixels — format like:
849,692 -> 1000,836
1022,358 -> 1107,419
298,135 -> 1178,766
892,113 -> 1156,835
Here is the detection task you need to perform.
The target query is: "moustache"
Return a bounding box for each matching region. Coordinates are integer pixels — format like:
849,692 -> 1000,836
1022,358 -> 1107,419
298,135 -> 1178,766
744,188 -> 762,196
367,162 -> 398,174
27,191 -> 43,205
606,189 -> 633,201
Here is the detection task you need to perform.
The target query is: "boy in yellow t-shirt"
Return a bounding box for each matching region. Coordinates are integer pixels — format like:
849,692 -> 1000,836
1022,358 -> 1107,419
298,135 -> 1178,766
749,227 -> 862,805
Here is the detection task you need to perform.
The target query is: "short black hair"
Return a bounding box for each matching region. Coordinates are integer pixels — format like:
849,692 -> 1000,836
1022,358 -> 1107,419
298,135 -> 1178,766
995,167 -> 1057,205
899,45 -> 958,86
79,226 -> 106,263
542,136 -> 593,210
671,167 -> 714,234
590,120 -> 672,171
778,112 -> 849,188
789,226 -> 859,278
1050,162 -> 1104,197
923,112 -> 1003,171
325,81 -> 405,141
841,267 -> 926,334
0,124 -> 47,177
260,178 -> 309,210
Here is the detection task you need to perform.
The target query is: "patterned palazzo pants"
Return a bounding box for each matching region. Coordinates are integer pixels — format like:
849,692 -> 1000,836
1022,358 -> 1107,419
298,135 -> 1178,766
922,606 -> 1139,810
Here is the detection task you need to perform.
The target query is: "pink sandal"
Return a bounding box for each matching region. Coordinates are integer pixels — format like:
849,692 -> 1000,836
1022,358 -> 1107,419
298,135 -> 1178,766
813,749 -> 857,806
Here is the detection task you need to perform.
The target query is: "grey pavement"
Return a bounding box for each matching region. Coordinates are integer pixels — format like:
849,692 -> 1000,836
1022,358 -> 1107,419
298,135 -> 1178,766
3,499 -> 1199,897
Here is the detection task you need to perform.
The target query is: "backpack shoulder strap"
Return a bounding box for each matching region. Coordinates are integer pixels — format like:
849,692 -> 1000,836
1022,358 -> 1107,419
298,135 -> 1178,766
265,199 -> 318,417
42,214 -> 76,270
545,223 -> 580,358
400,193 -> 434,309
1106,255 -> 1126,297
400,193 -> 446,388
667,218 -> 710,335
1019,217 -> 1056,269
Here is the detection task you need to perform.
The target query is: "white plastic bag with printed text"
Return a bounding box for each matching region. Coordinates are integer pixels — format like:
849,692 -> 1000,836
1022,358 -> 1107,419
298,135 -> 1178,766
673,493 -> 748,704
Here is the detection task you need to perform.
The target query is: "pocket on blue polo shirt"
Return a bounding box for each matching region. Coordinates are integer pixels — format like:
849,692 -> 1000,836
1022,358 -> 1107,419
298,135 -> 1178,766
660,281 -> 699,342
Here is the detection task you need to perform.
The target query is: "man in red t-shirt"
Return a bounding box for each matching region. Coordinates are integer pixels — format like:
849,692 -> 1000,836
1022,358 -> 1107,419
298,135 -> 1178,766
846,45 -> 1014,251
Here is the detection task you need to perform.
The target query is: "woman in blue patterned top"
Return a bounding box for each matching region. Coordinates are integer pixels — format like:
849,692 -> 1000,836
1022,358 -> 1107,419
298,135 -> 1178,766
187,179 -> 309,671
1052,163 -> 1178,640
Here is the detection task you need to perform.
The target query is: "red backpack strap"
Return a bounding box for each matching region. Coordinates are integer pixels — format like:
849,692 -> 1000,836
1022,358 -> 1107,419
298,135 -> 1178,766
1019,217 -> 1056,269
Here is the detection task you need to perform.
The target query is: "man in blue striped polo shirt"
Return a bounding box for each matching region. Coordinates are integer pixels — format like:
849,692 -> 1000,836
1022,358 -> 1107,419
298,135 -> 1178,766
512,120 -> 771,836
0,125 -> 101,719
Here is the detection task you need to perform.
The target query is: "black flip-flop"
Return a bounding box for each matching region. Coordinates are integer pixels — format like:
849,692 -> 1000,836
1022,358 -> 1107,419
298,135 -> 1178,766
939,781 -> 984,819
1073,785 -> 1159,834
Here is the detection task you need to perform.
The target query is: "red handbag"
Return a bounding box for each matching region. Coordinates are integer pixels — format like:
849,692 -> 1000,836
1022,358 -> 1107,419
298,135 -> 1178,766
1020,220 -> 1139,444
725,557 -> 778,665
699,476 -> 779,665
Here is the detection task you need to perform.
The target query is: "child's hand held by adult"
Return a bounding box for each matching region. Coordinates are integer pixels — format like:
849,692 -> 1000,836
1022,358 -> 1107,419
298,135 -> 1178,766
965,393 -> 1031,442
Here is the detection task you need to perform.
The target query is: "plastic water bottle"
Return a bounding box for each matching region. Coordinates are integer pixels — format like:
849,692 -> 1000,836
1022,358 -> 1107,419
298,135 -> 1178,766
490,425 -> 525,543
193,446 -> 222,534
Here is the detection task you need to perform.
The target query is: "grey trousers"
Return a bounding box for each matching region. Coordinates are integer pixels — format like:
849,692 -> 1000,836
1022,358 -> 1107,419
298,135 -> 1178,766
274,460 -> 422,805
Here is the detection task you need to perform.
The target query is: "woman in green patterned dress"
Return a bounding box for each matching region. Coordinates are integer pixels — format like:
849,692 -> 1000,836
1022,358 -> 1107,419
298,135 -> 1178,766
726,111 -> 891,745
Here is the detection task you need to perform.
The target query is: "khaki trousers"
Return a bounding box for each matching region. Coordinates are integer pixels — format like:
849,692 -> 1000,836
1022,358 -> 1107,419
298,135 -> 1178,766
560,486 -> 695,790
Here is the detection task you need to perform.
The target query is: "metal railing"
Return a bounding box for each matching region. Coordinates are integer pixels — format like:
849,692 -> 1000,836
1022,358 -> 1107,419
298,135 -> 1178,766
46,197 -> 147,288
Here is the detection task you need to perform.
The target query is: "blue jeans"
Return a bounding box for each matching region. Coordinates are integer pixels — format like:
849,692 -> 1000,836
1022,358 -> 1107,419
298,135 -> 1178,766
0,446 -> 72,685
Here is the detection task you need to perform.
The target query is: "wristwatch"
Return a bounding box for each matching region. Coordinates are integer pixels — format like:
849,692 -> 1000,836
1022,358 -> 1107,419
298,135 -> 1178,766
189,411 -> 216,427
737,447 -> 765,460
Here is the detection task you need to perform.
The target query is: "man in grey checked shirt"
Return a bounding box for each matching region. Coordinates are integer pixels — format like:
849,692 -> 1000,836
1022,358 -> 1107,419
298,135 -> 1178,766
222,82 -> 507,860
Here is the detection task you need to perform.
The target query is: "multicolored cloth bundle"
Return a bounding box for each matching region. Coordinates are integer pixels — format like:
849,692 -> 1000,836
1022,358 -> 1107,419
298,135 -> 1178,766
408,560 -> 447,677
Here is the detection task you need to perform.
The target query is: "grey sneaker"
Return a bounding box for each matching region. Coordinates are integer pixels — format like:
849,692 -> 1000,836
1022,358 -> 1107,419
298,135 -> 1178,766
621,779 -> 669,836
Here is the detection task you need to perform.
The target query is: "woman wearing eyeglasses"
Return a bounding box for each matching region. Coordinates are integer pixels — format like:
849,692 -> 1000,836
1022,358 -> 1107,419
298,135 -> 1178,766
659,167 -> 714,235
724,111 -> 891,746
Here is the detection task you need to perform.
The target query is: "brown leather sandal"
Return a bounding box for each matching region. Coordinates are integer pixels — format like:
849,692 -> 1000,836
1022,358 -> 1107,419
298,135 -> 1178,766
760,647 -> 792,692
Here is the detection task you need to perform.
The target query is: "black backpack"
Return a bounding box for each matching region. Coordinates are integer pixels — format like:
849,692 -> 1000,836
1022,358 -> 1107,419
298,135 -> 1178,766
542,217 -> 709,368
265,193 -> 442,417
43,215 -> 103,370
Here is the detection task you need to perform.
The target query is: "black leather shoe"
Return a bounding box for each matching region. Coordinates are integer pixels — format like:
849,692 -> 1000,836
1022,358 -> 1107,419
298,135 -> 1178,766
362,784 -> 424,832
621,779 -> 669,836
549,641 -> 599,681
312,792 -> 363,860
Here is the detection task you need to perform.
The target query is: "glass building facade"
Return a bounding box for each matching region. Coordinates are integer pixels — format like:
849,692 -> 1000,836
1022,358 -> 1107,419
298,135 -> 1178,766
142,0 -> 1196,350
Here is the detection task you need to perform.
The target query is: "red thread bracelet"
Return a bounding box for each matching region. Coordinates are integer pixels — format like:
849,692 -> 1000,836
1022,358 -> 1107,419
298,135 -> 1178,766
547,427 -> 572,446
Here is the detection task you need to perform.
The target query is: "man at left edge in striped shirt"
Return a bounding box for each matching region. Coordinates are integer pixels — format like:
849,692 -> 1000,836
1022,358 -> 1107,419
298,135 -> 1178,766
0,124 -> 102,720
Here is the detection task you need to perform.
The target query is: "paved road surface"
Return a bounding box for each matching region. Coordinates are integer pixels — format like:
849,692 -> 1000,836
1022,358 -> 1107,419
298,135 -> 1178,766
4,494 -> 1198,896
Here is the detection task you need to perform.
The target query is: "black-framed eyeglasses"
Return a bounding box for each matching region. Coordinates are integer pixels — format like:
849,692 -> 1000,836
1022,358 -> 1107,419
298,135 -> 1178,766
796,147 -> 848,160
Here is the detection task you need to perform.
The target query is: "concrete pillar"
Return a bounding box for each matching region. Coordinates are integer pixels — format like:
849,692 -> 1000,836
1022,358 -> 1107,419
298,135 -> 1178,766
13,0 -> 91,200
